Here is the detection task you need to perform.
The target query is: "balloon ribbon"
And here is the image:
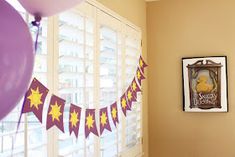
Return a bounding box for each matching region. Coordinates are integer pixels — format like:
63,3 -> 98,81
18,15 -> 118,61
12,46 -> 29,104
31,15 -> 42,52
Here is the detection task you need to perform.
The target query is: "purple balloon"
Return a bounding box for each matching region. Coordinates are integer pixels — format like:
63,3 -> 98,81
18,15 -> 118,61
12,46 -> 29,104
0,1 -> 34,120
18,0 -> 84,17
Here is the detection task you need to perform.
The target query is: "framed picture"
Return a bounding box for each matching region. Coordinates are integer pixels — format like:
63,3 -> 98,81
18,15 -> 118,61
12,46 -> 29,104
182,56 -> 228,112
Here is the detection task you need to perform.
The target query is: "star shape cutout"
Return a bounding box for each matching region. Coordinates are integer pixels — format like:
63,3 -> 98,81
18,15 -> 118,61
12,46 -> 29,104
139,59 -> 143,67
137,70 -> 141,79
86,113 -> 94,130
49,101 -> 62,122
132,81 -> 137,91
121,98 -> 127,109
70,110 -> 79,128
127,90 -> 132,100
111,107 -> 117,119
100,112 -> 107,126
27,87 -> 42,110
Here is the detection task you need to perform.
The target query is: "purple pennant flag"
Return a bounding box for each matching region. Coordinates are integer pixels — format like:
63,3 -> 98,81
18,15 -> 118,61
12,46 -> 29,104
110,102 -> 119,127
100,107 -> 112,135
126,86 -> 137,108
46,95 -> 65,133
136,68 -> 146,86
125,92 -> 131,111
85,109 -> 99,138
131,78 -> 141,99
120,94 -> 131,116
22,78 -> 49,123
139,55 -> 148,73
69,104 -> 81,138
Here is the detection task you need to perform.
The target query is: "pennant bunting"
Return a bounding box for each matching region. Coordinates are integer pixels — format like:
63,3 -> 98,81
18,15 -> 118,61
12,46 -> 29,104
139,56 -> 148,73
46,95 -> 65,132
100,107 -> 112,135
136,68 -> 145,86
69,104 -> 81,138
120,94 -> 130,116
85,109 -> 99,138
16,53 -> 147,139
110,102 -> 119,127
126,86 -> 137,108
131,78 -> 141,99
125,92 -> 132,111
22,78 -> 49,123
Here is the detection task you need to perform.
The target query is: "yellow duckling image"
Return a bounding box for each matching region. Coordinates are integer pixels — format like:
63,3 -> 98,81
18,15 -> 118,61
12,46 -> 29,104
196,75 -> 213,93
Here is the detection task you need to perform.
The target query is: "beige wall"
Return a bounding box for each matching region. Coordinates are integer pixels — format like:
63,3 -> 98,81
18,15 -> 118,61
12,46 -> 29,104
97,0 -> 148,157
147,0 -> 235,157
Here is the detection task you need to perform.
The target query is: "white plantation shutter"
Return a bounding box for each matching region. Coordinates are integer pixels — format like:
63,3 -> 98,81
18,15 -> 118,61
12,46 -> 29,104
97,10 -> 122,157
0,102 -> 25,157
57,3 -> 96,157
56,2 -> 142,157
124,26 -> 142,152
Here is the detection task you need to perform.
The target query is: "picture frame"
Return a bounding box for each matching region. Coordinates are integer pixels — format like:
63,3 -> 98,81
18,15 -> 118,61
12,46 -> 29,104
182,56 -> 228,112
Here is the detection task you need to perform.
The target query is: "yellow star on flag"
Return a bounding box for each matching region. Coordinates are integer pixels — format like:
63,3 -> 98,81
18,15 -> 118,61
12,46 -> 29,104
27,87 -> 42,110
86,114 -> 94,130
49,102 -> 62,122
111,107 -> 117,119
137,70 -> 141,79
100,112 -> 107,126
139,59 -> 143,67
70,110 -> 79,128
127,90 -> 132,100
121,98 -> 127,109
132,81 -> 137,91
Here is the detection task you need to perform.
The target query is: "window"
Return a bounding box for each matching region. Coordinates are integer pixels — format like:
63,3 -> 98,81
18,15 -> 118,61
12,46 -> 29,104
0,1 -> 142,157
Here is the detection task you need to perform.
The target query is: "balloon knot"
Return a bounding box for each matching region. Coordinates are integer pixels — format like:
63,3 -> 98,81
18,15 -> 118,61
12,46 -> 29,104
31,15 -> 41,27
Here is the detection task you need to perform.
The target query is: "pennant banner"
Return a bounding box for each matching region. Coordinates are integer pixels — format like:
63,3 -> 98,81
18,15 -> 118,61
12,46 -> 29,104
110,102 -> 119,127
139,56 -> 148,73
131,78 -> 141,99
46,95 -> 65,132
136,67 -> 145,86
69,104 -> 82,138
126,86 -> 137,109
120,93 -> 130,116
18,55 -> 147,140
85,109 -> 99,138
22,78 -> 49,123
100,107 -> 112,135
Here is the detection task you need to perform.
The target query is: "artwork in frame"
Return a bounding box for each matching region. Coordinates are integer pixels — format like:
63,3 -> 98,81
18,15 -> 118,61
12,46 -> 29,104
182,56 -> 228,112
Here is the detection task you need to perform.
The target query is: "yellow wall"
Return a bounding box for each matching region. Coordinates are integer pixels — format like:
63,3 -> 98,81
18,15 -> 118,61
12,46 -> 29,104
97,0 -> 148,157
147,0 -> 235,157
